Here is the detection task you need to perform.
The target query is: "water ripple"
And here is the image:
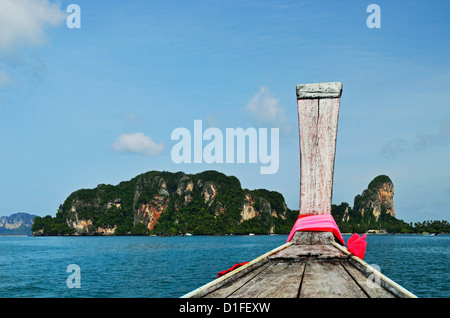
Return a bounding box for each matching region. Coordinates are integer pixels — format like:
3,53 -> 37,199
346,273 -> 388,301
0,234 -> 448,298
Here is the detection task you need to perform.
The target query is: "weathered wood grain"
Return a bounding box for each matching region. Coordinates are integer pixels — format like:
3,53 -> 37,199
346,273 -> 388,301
296,82 -> 343,99
297,96 -> 340,215
331,242 -> 417,298
203,262 -> 271,298
290,231 -> 335,245
315,97 -> 340,215
270,244 -> 347,261
184,242 -> 416,298
298,98 -> 319,215
299,260 -> 368,298
227,261 -> 305,298
182,242 -> 293,298
340,261 -> 396,298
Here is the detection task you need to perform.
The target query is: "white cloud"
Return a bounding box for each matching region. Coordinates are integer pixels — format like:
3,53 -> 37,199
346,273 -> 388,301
0,0 -> 66,52
111,133 -> 164,157
246,87 -> 293,134
0,0 -> 66,96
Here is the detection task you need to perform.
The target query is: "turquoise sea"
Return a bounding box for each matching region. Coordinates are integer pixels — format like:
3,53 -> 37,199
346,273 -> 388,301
0,234 -> 448,298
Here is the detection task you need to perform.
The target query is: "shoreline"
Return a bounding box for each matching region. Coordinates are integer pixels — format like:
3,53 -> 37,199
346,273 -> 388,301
19,232 -> 450,238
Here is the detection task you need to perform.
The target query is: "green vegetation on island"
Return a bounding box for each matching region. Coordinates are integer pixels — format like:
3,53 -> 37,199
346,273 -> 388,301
31,170 -> 298,236
30,171 -> 450,236
331,202 -> 450,234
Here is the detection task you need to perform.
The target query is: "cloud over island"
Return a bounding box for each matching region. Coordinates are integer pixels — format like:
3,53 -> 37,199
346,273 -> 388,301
111,132 -> 164,157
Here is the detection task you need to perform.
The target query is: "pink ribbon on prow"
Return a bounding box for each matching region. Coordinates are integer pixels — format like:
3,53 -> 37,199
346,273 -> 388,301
286,214 -> 367,259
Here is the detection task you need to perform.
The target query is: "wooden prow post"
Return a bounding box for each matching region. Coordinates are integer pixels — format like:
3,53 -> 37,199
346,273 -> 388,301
296,82 -> 342,217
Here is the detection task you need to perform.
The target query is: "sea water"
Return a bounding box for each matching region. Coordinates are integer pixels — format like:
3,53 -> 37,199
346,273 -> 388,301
0,234 -> 448,298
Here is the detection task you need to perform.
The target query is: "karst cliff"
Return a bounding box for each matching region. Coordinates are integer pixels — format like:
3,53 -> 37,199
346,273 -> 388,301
32,170 -> 297,236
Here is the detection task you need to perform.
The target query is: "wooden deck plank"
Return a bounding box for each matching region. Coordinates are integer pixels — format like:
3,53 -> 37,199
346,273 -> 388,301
331,241 -> 417,298
299,260 -> 368,298
270,242 -> 347,260
203,262 -> 271,298
227,261 -> 305,298
340,261 -> 396,298
186,242 -> 416,298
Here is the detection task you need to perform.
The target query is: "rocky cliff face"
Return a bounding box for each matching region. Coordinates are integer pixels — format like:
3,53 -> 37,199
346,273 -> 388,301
0,213 -> 37,235
353,175 -> 395,220
36,170 -> 294,236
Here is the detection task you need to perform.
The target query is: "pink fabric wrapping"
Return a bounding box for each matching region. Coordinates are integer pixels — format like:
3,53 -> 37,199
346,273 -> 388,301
286,214 -> 345,246
346,233 -> 367,259
286,215 -> 368,259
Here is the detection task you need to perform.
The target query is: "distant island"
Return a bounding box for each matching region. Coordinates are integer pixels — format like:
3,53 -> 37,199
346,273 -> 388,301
0,213 -> 38,236
28,170 -> 449,236
332,175 -> 449,234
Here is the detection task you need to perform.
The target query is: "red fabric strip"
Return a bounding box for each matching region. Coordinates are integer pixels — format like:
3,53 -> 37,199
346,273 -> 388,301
216,262 -> 249,278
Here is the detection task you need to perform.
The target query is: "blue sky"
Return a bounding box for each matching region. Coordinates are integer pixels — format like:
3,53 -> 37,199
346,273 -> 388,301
0,0 -> 449,223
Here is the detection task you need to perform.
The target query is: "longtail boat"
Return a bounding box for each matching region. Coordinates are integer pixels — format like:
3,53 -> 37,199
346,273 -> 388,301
182,82 -> 417,298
